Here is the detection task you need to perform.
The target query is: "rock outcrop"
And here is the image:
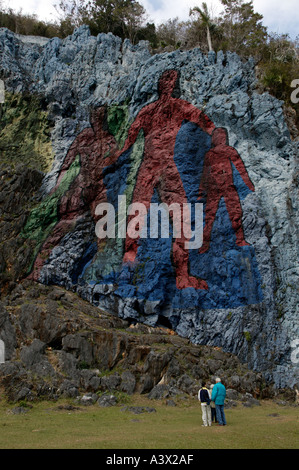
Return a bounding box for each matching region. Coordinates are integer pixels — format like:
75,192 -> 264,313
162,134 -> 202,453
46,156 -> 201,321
0,25 -> 298,389
0,281 -> 275,402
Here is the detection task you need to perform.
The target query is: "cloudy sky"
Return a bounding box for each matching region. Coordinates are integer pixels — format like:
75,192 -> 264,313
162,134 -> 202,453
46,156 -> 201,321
2,0 -> 298,39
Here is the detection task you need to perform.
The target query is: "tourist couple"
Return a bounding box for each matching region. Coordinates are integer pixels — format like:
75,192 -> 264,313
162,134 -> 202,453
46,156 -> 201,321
198,377 -> 227,426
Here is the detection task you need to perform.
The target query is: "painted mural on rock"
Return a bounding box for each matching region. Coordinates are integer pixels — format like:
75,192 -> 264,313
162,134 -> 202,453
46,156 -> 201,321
2,26 -> 297,388
23,69 -> 263,311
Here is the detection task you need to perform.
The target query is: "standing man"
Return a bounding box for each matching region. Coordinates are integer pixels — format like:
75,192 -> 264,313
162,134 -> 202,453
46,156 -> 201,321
211,377 -> 227,426
198,127 -> 255,253
27,106 -> 118,281
198,381 -> 212,427
109,69 -> 215,290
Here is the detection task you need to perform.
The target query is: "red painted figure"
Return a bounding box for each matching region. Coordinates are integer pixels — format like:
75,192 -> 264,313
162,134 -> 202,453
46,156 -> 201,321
109,69 -> 215,290
28,106 -> 118,281
198,127 -> 255,254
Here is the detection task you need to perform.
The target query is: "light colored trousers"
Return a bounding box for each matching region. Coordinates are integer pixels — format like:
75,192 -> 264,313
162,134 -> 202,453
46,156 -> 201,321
201,403 -> 212,426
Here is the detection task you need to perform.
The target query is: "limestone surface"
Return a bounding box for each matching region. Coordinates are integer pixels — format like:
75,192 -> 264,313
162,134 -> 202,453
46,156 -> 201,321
0,26 -> 298,388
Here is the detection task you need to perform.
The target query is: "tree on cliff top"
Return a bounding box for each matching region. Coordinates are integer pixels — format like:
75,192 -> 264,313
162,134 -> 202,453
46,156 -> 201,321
189,2 -> 215,52
0,3 -> 60,37
56,0 -> 147,42
218,0 -> 267,59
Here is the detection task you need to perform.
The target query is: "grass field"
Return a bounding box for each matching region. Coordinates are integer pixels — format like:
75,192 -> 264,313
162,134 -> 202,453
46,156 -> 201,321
0,396 -> 298,450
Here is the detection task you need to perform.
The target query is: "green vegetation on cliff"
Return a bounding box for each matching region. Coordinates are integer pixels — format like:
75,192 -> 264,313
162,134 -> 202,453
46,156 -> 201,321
21,155 -> 81,271
0,93 -> 54,172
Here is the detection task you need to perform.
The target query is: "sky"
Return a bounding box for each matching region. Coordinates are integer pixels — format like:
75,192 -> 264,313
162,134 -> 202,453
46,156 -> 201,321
2,0 -> 298,39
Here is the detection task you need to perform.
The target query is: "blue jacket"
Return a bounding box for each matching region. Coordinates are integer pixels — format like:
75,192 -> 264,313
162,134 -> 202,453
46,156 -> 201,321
211,382 -> 226,405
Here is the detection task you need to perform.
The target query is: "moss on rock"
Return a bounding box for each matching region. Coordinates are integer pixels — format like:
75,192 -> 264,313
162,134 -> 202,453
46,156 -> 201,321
0,92 -> 54,172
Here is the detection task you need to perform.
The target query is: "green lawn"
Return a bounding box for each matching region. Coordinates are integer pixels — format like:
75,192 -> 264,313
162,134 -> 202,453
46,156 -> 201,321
0,396 -> 298,449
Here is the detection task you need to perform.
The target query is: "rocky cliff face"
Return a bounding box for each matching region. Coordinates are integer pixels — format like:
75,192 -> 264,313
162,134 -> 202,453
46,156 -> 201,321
0,280 -> 274,402
0,25 -> 298,389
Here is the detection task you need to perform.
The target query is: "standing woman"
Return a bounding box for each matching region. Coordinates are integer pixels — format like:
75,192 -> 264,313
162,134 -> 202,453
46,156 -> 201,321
198,381 -> 212,427
209,384 -> 217,423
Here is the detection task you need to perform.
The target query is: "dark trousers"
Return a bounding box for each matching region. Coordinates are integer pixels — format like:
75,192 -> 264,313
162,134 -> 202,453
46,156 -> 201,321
211,407 -> 217,422
215,404 -> 226,425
